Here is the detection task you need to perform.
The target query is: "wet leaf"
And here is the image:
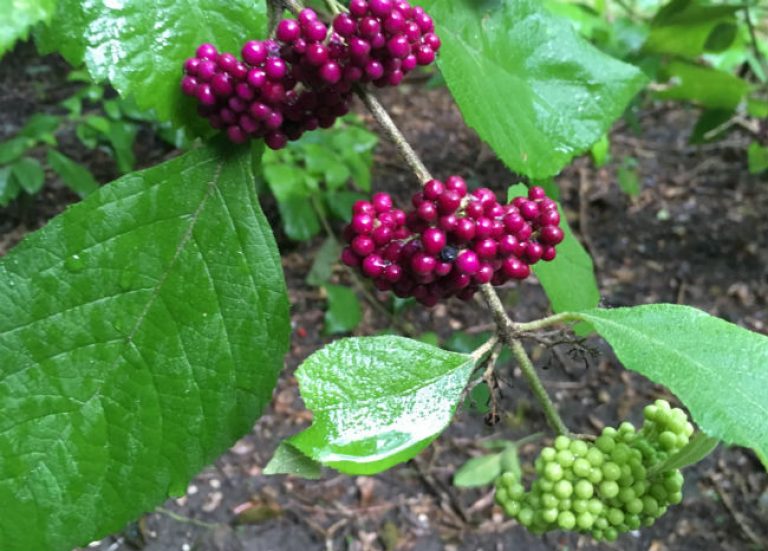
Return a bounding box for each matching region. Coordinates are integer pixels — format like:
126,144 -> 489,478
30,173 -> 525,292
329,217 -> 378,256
417,0 -> 646,178
0,143 -> 290,550
288,337 -> 477,475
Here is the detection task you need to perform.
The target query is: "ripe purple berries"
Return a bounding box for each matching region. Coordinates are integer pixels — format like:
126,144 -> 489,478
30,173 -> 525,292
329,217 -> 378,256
341,182 -> 564,306
183,2 -> 441,149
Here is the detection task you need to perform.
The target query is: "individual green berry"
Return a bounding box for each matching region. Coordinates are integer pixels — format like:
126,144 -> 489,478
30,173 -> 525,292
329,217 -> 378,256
503,500 -> 521,516
558,511 -> 576,530
576,511 -> 595,530
575,479 -> 594,499
586,447 -> 605,467
573,499 -> 588,513
509,482 -> 525,499
542,507 -> 559,523
599,480 -> 619,499
619,487 -> 636,504
554,435 -> 571,451
570,439 -> 589,457
658,431 -> 678,451
573,457 -> 591,478
626,514 -> 642,530
607,507 -> 625,526
627,498 -> 644,515
604,527 -> 619,541
596,434 -> 615,453
556,450 -> 575,468
554,480 -> 573,499
587,498 -> 604,516
558,499 -> 572,512
540,447 -> 556,462
669,491 -> 683,505
541,493 -> 558,509
500,471 -> 517,486
611,443 -> 631,464
544,461 -> 564,481
642,496 -> 659,517
602,462 -> 621,481
588,467 -> 603,484
518,507 -> 535,526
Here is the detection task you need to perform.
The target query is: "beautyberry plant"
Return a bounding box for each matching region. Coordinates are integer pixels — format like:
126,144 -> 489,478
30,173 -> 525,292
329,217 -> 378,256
0,1 -> 765,550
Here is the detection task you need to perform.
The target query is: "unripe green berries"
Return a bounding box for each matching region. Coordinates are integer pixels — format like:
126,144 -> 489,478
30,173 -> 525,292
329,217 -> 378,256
494,399 -> 693,542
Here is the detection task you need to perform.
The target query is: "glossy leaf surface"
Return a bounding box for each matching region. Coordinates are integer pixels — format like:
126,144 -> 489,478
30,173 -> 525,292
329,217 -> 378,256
288,337 -> 476,475
0,143 -> 290,550
419,0 -> 646,178
36,0 -> 267,133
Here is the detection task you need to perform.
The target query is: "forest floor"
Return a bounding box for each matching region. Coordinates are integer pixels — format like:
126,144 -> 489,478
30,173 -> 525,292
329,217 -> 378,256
1,44 -> 767,551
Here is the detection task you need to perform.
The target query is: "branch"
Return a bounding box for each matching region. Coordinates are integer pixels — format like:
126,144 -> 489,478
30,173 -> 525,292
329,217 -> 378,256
355,88 -> 433,184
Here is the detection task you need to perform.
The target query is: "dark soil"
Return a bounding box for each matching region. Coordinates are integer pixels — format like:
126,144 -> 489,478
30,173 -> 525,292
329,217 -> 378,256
2,44 -> 767,551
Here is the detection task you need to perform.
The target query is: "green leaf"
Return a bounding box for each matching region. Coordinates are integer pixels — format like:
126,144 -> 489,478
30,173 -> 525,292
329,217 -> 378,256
574,305 -> 768,465
0,0 -> 57,58
325,190 -> 367,222
417,0 -> 647,179
507,184 -> 599,332
19,113 -> 60,146
704,22 -> 737,53
36,0 -> 267,133
617,157 -> 640,197
650,432 -> 720,474
590,134 -> 610,168
453,453 -> 502,488
0,166 -> 21,206
46,150 -> 100,197
644,4 -> 739,58
10,157 -> 45,194
690,109 -> 733,144
0,137 -> 33,164
323,284 -> 362,335
303,144 -> 350,190
656,61 -> 750,110
105,121 -> 138,174
307,238 -> 341,287
0,143 -> 290,551
288,337 -> 477,475
264,164 -> 321,241
748,142 -> 768,174
264,442 -> 323,480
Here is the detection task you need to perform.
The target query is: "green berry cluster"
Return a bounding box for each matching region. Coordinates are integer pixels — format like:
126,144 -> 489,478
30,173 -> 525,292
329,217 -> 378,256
495,400 -> 694,541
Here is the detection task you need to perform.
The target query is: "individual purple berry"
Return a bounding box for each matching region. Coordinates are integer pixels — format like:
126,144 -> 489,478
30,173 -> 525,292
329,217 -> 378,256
299,8 -> 318,27
265,132 -> 288,150
416,45 -> 435,65
197,60 -> 217,81
342,247 -> 360,267
539,209 -> 560,226
320,62 -> 343,84
350,0 -> 369,17
387,35 -> 411,58
417,201 -> 438,222
422,228 -> 447,255
372,192 -> 393,212
502,258 -> 530,280
372,225 -> 393,245
474,238 -> 497,259
352,235 -> 376,256
196,84 -> 216,106
334,13 -> 357,36
454,218 -> 476,242
540,226 -> 564,245
519,200 -> 540,221
522,242 -> 544,264
411,252 -> 437,274
304,20 -> 328,42
437,190 -> 461,214
351,213 -> 375,234
370,0 -> 394,17
542,246 -> 557,261
475,264 -> 494,284
423,179 -> 444,200
305,43 -> 329,66
211,73 -> 233,96
456,250 -> 480,275
528,186 -> 547,200
445,176 -> 467,196
247,68 -> 267,88
196,43 -> 218,60
181,76 -> 198,96
383,264 -> 402,282
362,254 -> 386,278
277,19 -> 302,42
227,125 -> 248,144
265,58 -> 287,80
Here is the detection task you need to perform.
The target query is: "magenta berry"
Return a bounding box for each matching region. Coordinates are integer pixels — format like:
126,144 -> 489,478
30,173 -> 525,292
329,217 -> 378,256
422,228 -> 447,255
456,250 -> 480,275
277,19 -> 301,42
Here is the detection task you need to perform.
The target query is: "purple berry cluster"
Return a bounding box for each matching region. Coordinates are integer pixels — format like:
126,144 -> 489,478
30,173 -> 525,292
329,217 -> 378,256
181,1 -> 440,149
333,0 -> 440,87
341,179 -> 565,306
